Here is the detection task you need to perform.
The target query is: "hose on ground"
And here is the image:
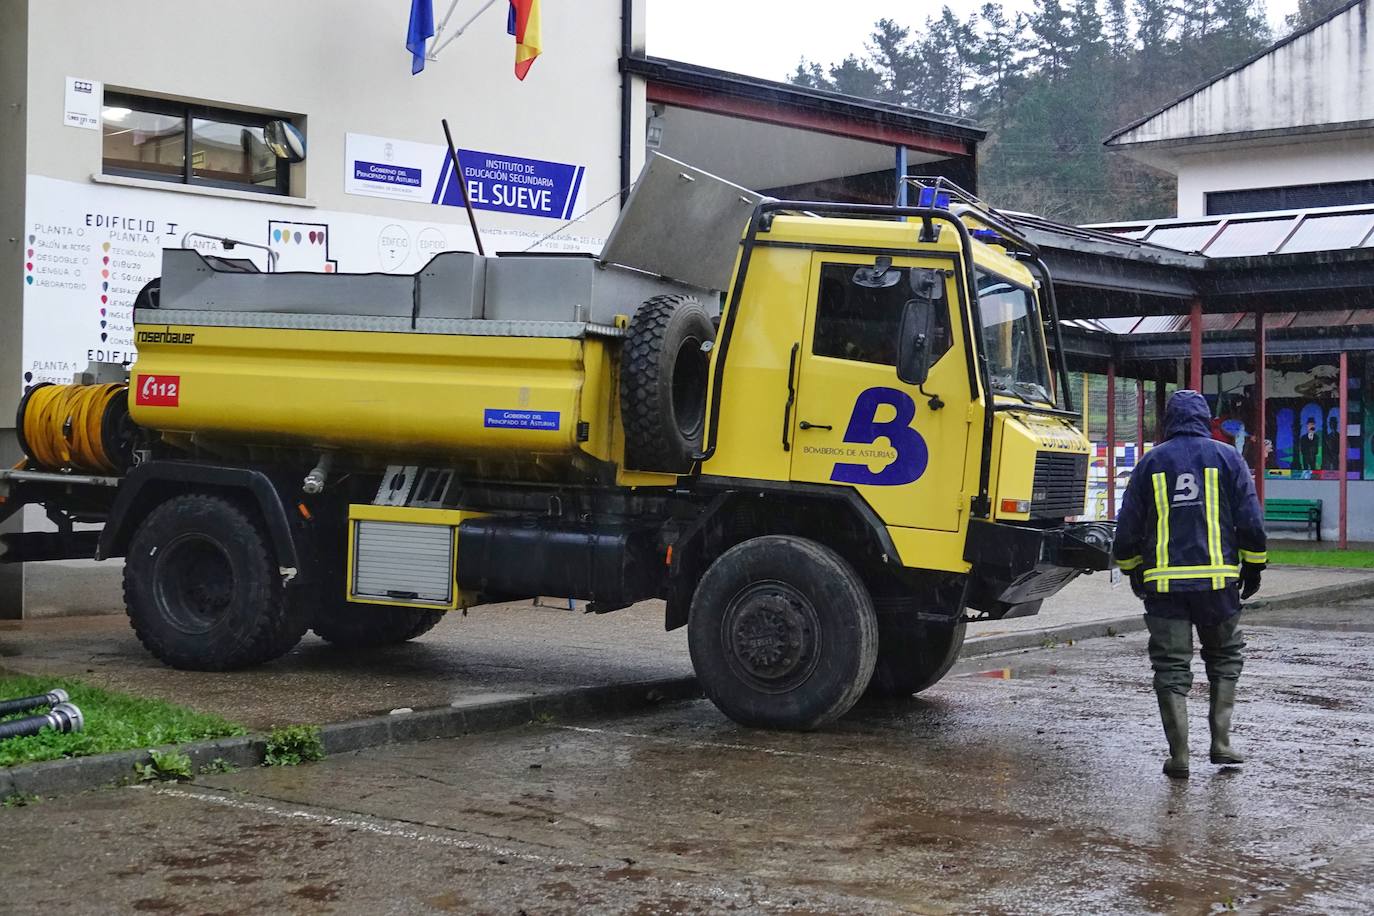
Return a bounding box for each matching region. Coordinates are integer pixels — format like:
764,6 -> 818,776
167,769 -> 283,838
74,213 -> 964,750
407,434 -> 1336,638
0,702 -> 84,740
0,688 -> 69,717
16,383 -> 132,474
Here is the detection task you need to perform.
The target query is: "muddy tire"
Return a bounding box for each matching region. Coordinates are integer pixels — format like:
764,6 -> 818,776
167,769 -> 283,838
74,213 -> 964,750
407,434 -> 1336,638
619,294 -> 714,473
311,604 -> 444,648
866,619 -> 967,698
688,536 -> 878,730
124,494 -> 308,670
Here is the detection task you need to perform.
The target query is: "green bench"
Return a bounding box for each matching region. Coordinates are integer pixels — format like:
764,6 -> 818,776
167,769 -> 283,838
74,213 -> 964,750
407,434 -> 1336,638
1264,498 -> 1322,541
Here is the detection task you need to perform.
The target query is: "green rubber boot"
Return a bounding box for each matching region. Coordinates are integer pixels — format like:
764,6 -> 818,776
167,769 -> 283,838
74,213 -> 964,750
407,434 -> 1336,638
1209,679 -> 1244,765
1155,689 -> 1190,779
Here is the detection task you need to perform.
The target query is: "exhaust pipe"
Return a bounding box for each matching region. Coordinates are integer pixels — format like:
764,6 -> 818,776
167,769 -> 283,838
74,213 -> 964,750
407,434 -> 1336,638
0,702 -> 84,741
0,688 -> 69,717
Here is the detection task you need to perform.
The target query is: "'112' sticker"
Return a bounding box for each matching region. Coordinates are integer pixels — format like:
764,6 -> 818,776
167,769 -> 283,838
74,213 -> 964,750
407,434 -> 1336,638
136,374 -> 180,407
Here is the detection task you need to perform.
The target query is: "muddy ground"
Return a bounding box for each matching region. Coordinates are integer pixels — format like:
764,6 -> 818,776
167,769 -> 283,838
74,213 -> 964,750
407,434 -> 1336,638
2,602 -> 1371,914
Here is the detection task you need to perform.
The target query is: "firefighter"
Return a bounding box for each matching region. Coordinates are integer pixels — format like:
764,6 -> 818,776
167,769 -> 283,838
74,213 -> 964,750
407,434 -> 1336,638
1113,390 -> 1267,779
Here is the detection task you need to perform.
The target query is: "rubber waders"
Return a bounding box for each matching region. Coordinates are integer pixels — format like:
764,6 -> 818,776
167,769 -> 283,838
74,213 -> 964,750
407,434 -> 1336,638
1155,689 -> 1190,779
1209,679 -> 1244,765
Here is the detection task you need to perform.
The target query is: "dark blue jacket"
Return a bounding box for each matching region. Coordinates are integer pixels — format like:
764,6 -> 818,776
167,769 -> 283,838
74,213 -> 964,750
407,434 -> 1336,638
1113,390 -> 1267,594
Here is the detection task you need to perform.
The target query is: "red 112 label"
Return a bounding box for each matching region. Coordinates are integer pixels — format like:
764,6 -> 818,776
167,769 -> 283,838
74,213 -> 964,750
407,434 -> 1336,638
136,374 -> 180,407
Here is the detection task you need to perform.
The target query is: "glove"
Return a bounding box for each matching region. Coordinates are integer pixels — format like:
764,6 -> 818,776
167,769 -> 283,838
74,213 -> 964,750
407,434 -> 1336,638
1129,568 -> 1147,599
1240,563 -> 1263,600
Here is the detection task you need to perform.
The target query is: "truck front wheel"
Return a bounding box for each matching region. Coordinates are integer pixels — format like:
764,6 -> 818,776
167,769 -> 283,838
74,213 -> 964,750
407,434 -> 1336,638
866,619 -> 967,698
123,494 -> 308,670
688,536 -> 878,730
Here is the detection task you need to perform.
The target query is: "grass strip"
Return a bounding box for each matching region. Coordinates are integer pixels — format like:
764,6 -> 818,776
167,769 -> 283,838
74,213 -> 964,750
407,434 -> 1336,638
1268,549 -> 1374,569
0,675 -> 245,768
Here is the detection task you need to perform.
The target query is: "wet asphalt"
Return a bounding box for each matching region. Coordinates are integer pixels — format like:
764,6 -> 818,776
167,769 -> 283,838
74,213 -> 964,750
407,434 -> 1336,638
2,604 -> 1371,915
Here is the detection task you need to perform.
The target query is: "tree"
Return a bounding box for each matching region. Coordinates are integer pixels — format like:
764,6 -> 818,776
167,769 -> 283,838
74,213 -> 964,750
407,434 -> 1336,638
1286,0 -> 1354,31
783,0 -> 1276,222
1105,0 -> 1132,55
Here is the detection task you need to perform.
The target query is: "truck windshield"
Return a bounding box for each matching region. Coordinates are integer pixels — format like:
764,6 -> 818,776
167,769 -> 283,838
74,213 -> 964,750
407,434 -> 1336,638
976,271 -> 1053,405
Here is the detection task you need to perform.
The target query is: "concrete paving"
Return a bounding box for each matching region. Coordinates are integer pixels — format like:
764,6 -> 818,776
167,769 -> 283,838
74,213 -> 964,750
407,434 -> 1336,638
2,567 -> 1370,730
2,603 -> 1370,914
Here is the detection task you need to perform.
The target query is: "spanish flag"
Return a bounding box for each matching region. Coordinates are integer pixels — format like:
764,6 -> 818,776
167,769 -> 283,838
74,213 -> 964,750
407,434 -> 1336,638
507,0 -> 541,80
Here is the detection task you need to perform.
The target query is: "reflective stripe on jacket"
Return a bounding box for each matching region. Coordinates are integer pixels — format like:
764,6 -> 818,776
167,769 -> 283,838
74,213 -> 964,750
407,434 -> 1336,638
1112,390 -> 1267,594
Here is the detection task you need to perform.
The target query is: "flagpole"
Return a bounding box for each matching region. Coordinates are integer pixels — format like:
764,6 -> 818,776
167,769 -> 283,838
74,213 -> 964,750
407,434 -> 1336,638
430,0 -> 500,58
441,118 -> 486,257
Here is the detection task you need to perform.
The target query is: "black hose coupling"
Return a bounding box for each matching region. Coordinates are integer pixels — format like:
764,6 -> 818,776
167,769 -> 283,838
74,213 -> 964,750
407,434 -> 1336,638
0,702 -> 85,741
0,688 -> 70,717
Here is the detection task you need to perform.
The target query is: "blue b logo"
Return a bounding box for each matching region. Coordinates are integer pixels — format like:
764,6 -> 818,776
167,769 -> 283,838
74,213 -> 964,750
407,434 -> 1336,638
830,387 -> 929,486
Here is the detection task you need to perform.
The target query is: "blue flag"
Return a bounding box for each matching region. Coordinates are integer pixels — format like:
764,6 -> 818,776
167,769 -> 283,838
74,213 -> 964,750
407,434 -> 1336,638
407,0 -> 435,75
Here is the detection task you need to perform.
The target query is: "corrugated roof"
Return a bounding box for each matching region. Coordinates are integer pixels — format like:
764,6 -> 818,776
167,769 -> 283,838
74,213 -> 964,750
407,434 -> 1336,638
1088,203 -> 1374,257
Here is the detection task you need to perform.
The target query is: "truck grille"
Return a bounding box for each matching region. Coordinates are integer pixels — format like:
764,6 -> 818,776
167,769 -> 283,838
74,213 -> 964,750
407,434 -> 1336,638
1030,452 -> 1088,519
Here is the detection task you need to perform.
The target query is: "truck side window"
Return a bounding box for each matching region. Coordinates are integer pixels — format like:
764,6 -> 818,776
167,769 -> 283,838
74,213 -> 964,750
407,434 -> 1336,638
813,264 -> 951,368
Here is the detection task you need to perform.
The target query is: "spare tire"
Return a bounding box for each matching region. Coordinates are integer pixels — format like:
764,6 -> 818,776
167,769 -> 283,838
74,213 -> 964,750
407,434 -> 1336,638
619,294 -> 715,473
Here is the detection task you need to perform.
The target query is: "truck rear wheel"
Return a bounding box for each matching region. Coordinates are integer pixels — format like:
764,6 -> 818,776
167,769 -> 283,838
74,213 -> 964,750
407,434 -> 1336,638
123,494 -> 308,670
688,536 -> 878,730
866,619 -> 967,698
311,604 -> 444,648
619,294 -> 714,473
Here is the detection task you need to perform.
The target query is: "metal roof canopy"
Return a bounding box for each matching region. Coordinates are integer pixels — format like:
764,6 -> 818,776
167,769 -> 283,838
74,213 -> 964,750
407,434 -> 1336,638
1013,209 -> 1374,322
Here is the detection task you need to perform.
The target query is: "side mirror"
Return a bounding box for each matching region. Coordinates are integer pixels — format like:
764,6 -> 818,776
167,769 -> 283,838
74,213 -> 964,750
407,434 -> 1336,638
263,120 -> 307,163
897,268 -> 945,386
852,256 -> 901,289
897,298 -> 935,386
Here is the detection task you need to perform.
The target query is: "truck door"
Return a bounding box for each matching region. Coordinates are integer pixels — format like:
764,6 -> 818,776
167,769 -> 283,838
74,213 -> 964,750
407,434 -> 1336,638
788,254 -> 970,532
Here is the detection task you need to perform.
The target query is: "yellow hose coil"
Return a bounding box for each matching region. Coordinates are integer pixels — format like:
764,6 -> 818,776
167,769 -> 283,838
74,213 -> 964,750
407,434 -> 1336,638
19,383 -> 128,473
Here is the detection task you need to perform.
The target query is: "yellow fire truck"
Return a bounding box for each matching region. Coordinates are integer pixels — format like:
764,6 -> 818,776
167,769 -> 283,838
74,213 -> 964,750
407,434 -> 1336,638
2,157 -> 1110,729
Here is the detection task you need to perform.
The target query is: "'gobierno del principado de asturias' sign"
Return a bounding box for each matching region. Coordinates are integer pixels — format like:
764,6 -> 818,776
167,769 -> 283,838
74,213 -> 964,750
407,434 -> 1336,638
345,132 -> 585,221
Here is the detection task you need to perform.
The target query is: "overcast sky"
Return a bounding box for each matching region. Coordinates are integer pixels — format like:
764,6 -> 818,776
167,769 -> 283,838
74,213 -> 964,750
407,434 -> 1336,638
646,0 -> 1300,82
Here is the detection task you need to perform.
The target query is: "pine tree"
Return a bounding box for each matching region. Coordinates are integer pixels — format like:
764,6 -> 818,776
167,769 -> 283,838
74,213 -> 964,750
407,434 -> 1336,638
1105,0 -> 1133,55
1286,0 -> 1354,30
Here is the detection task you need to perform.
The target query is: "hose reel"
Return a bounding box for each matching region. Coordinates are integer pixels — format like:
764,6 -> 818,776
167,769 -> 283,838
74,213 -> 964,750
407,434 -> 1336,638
15,382 -> 136,474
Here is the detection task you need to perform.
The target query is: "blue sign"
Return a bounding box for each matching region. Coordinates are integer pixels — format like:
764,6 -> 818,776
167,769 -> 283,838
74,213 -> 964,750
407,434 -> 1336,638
353,160 -> 423,187
433,148 -> 585,221
484,409 -> 561,431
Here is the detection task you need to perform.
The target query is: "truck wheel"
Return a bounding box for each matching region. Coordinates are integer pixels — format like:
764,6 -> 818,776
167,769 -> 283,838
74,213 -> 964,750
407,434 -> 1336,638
311,604 -> 444,648
688,536 -> 878,730
620,294 -> 714,473
123,494 -> 308,670
866,619 -> 967,698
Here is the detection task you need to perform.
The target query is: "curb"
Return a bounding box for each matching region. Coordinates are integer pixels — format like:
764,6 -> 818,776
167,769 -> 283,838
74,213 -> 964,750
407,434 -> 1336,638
0,675 -> 701,802
962,575 -> 1374,659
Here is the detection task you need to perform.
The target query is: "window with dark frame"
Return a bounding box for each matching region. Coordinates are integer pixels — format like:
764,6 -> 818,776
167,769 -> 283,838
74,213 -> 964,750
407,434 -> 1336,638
101,91 -> 292,195
813,263 -> 952,368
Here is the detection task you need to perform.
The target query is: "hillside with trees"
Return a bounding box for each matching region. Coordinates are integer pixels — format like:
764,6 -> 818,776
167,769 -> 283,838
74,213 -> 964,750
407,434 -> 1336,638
788,0 -> 1351,223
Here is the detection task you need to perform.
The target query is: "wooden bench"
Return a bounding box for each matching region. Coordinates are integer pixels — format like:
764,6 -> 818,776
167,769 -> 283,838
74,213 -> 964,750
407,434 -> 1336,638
1264,498 -> 1322,541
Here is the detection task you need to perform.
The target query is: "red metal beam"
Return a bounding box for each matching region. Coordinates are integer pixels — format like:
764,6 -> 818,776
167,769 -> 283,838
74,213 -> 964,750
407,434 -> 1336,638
1155,380 -> 1167,444
644,82 -> 972,157
1255,309 -> 1266,507
1136,379 -> 1145,453
1340,351 -> 1349,549
1106,361 -> 1117,521
1189,297 -> 1204,391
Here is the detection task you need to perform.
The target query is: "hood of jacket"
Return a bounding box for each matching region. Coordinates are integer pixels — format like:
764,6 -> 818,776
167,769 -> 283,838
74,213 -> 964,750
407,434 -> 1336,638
1165,389 -> 1213,440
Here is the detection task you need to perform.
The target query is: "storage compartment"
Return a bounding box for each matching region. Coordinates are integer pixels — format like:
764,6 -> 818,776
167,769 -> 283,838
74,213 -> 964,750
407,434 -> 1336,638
347,505 -> 483,610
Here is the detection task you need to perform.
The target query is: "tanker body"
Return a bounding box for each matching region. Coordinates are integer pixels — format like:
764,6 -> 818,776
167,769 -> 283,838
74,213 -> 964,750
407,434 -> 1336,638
1,159 -> 1113,730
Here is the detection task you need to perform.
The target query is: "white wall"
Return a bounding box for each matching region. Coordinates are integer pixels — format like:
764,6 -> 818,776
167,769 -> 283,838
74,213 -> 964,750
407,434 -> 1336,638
1265,478 -> 1374,542
1173,132 -> 1374,218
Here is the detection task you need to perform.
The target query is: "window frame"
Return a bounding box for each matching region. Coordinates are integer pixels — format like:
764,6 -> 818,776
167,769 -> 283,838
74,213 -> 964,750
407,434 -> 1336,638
101,90 -> 292,196
810,260 -> 954,371
973,268 -> 1055,405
